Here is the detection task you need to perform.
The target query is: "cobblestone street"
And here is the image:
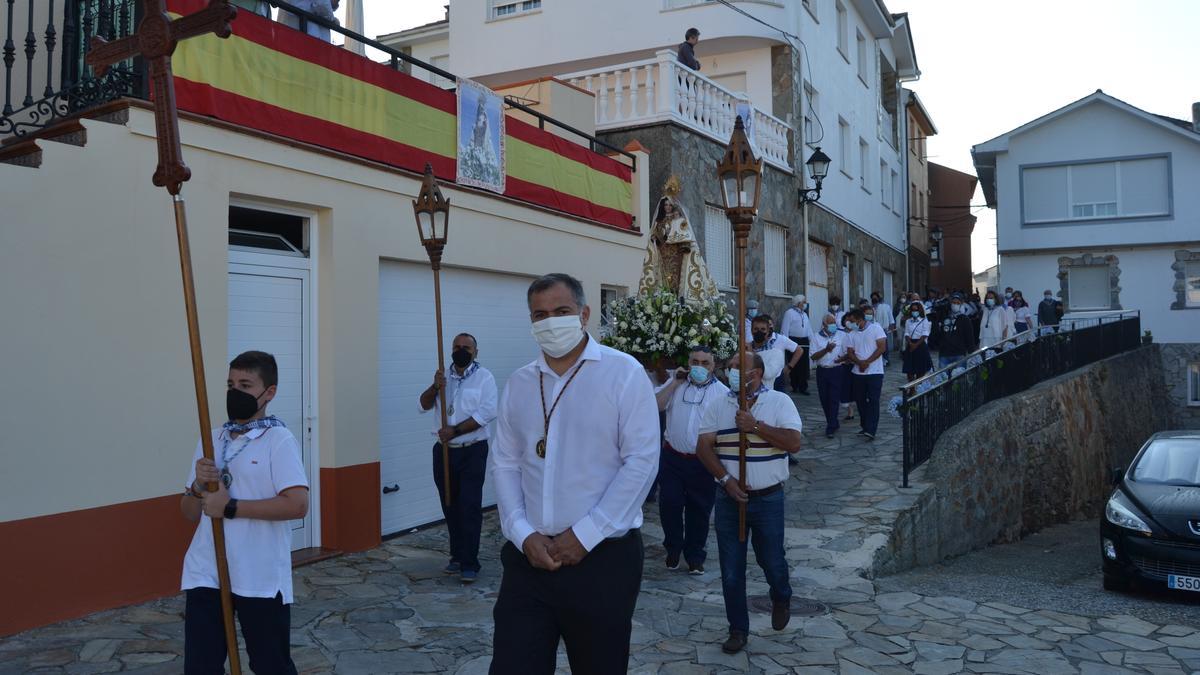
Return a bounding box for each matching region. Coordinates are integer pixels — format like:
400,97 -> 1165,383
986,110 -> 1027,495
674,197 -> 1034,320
3,369 -> 1198,674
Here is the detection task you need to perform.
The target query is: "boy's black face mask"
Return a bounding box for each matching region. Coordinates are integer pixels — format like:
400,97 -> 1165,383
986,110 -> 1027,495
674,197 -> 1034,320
227,388 -> 264,422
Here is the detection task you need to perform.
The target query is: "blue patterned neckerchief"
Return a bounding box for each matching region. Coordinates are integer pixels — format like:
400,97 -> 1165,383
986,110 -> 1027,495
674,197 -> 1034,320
727,383 -> 771,400
223,415 -> 286,437
449,361 -> 479,381
752,333 -> 777,352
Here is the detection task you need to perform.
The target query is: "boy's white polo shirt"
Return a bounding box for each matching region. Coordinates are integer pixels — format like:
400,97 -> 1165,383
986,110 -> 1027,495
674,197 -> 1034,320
182,426 -> 308,603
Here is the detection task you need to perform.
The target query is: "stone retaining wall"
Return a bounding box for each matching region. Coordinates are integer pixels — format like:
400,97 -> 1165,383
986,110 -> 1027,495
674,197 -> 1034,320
876,346 -> 1172,576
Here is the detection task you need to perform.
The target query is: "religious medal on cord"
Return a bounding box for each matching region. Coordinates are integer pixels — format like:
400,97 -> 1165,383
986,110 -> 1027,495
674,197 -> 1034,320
537,362 -> 587,459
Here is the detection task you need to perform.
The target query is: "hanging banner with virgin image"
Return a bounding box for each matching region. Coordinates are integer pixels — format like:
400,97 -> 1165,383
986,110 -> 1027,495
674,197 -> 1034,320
456,78 -> 507,194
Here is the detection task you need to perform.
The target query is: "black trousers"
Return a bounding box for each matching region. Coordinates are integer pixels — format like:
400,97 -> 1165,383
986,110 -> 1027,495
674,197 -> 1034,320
432,440 -> 488,572
658,448 -> 717,566
184,588 -> 296,675
490,530 -> 644,675
785,338 -> 810,392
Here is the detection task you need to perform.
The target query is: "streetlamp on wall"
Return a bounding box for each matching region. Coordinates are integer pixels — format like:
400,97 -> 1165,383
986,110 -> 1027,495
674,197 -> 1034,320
716,115 -> 762,543
412,163 -> 453,506
929,225 -> 943,266
798,147 -> 832,204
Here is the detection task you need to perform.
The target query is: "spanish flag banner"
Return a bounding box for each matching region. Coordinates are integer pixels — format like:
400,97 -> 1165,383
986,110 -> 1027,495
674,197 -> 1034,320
167,0 -> 634,228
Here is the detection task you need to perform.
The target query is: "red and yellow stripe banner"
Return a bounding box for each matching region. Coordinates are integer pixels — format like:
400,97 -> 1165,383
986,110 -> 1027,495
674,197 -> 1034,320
166,0 -> 633,228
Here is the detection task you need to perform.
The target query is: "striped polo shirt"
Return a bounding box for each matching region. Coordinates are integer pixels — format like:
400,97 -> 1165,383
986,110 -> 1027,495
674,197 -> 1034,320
699,388 -> 803,490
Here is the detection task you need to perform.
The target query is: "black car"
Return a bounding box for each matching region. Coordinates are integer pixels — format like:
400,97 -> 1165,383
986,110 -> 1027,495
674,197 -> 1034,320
1101,431 -> 1200,593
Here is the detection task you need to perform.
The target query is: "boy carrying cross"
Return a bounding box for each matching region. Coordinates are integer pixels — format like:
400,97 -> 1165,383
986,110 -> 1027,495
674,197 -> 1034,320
180,350 -> 309,675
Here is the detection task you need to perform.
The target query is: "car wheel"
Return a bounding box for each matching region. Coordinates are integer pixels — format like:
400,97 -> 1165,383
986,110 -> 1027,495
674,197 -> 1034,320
1103,574 -> 1130,592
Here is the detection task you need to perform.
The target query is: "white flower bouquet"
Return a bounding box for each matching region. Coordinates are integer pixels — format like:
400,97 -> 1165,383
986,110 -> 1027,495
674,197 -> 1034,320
601,289 -> 737,365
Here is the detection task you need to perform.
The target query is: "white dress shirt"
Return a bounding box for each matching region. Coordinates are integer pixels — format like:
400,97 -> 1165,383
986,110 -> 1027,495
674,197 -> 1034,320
490,336 -> 659,552
904,317 -> 931,341
872,303 -> 894,330
847,323 -> 888,376
419,362 -> 498,445
809,329 -> 847,368
752,332 -> 800,387
780,307 -> 811,340
664,377 -> 730,453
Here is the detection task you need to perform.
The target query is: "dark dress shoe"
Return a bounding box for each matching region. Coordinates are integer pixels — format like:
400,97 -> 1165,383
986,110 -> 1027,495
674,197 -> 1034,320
721,629 -> 748,654
772,599 -> 791,630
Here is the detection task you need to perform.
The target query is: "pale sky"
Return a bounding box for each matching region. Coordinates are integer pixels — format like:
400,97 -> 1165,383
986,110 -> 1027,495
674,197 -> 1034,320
347,1 -> 1200,274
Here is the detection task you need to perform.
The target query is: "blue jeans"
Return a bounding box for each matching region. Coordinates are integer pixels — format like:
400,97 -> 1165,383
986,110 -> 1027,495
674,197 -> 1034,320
939,355 -> 962,369
714,489 -> 791,633
815,367 -> 843,434
658,448 -> 717,566
851,374 -> 884,435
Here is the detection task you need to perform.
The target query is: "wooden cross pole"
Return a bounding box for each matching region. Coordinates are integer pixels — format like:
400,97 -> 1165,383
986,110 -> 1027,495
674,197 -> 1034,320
86,2 -> 242,673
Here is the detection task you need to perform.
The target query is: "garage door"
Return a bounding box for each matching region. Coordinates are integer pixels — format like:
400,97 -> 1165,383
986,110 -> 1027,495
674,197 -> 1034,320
378,261 -> 538,535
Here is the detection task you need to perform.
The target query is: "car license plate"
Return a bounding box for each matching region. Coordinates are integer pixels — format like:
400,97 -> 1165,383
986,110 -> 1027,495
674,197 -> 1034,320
1167,574 -> 1200,592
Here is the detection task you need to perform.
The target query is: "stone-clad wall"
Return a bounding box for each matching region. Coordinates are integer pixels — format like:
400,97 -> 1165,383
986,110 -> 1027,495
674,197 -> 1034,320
1159,343 -> 1200,429
878,346 -> 1172,576
601,123 -> 906,325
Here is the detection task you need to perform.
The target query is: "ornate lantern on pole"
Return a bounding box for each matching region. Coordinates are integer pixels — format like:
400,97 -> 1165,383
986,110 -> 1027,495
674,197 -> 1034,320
412,163 -> 453,506
716,115 -> 763,542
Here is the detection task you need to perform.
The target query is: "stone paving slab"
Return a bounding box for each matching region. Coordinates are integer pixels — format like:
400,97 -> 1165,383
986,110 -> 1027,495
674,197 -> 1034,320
3,369 -> 1198,673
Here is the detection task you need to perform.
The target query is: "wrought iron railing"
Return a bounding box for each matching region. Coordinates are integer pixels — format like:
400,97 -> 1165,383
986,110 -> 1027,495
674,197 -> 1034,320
0,0 -> 636,169
899,311 -> 1142,487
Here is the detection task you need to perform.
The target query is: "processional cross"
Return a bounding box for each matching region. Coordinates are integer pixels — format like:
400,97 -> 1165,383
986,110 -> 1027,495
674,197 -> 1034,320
86,2 -> 243,673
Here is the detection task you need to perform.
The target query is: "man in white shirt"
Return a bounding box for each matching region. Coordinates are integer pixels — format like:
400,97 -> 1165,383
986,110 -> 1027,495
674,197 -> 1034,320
489,273 -> 659,674
809,314 -> 847,438
870,291 -> 894,368
696,350 -> 803,655
841,308 -> 887,440
779,294 -> 812,395
182,351 -> 309,674
419,333 -> 498,583
655,346 -> 729,574
749,314 -> 803,390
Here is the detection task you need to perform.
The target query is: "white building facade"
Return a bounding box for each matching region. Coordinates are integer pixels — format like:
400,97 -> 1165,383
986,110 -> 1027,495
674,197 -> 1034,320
383,0 -> 922,318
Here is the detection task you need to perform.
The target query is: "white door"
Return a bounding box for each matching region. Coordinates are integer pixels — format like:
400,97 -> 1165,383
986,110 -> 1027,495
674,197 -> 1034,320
378,261 -> 538,535
807,240 -> 829,317
228,256 -> 313,551
863,262 -> 873,301
883,270 -> 894,309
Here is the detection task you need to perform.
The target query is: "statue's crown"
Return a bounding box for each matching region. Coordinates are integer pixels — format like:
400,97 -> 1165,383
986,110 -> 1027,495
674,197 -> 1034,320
663,176 -> 682,198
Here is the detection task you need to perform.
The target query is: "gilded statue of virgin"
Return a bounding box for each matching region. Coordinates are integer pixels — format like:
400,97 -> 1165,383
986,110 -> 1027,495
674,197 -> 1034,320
637,177 -> 720,303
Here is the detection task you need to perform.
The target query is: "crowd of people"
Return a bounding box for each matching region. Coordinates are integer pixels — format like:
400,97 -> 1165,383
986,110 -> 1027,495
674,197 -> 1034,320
180,272 -> 1072,672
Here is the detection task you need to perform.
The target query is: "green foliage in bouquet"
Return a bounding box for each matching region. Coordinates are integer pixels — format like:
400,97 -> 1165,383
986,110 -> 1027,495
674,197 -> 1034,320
601,289 -> 738,365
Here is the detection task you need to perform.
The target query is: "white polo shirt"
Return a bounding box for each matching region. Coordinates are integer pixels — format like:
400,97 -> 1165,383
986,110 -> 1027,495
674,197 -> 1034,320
418,362 -> 498,445
847,322 -> 888,376
700,389 -> 803,490
182,426 -> 308,603
780,307 -> 811,341
809,329 -> 847,368
663,377 -> 730,453
752,332 -> 800,387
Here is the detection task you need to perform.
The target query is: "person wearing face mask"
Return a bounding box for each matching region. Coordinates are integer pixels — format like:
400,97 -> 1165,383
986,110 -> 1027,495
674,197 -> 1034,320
654,346 -> 730,574
980,289 -> 1011,348
870,292 -> 895,368
809,314 -> 848,437
181,351 -> 309,675
838,309 -> 887,440
489,273 -> 659,674
743,299 -> 760,343
780,294 -> 812,395
1011,291 -> 1034,334
749,314 -> 804,391
828,295 -> 845,327
695,350 -> 803,654
1038,289 -> 1063,327
930,294 -> 975,368
902,302 -> 933,381
418,333 -> 498,584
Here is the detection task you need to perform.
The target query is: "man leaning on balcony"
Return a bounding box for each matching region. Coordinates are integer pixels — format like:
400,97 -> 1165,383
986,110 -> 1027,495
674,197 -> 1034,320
677,28 -> 701,70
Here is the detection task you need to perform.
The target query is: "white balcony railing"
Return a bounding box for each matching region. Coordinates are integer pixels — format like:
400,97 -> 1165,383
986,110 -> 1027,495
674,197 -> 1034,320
561,50 -> 792,172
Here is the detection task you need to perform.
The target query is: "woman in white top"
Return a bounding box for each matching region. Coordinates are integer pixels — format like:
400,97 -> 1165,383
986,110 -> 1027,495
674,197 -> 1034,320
902,301 -> 933,381
979,290 -> 1010,348
1011,292 -> 1034,333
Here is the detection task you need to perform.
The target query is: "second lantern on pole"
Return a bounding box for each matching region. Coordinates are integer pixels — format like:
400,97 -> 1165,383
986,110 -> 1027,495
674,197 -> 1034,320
716,116 -> 763,542
413,163 -> 453,506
